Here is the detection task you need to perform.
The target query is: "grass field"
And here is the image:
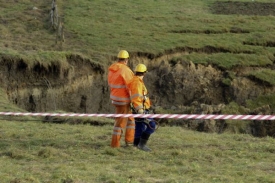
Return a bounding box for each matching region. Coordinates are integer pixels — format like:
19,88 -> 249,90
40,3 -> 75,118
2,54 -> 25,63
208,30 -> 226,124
1,120 -> 275,182
1,0 -> 275,83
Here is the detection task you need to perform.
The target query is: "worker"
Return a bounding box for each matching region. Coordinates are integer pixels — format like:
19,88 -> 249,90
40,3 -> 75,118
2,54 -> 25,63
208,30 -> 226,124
127,64 -> 156,151
108,50 -> 135,148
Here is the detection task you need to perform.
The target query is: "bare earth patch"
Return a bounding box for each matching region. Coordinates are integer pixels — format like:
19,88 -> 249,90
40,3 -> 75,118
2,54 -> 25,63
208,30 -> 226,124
210,2 -> 275,16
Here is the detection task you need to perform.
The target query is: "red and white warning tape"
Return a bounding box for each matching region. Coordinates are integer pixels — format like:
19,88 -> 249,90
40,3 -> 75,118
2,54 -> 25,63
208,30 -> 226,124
0,112 -> 275,120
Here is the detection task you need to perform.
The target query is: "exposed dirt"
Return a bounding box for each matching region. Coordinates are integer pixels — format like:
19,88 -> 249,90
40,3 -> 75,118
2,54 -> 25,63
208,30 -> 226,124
210,2 -> 275,16
1,1 -> 275,137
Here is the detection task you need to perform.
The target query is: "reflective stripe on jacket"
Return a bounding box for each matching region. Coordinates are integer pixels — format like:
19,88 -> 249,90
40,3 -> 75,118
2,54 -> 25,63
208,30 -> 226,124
108,62 -> 134,105
127,76 -> 151,111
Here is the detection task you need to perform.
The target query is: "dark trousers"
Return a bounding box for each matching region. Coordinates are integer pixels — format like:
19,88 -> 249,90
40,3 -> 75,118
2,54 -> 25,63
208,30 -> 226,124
134,118 -> 156,139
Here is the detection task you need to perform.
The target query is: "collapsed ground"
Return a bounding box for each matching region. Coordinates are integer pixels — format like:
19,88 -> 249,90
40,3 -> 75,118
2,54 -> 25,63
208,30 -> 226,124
1,1 -> 275,137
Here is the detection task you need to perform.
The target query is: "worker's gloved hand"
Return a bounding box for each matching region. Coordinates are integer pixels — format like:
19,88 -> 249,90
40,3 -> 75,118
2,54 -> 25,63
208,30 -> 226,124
137,109 -> 144,114
144,109 -> 151,114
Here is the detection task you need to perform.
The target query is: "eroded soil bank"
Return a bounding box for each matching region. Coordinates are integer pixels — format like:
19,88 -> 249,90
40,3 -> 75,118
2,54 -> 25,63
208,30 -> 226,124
1,1 -> 275,137
1,51 -> 275,137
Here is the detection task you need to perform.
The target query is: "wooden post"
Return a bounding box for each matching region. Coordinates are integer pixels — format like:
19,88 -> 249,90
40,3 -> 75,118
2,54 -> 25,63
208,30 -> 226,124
50,0 -> 58,29
55,16 -> 65,46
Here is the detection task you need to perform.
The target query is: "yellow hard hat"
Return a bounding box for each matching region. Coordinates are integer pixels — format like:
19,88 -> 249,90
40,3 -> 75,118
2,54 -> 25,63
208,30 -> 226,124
117,50 -> 129,59
135,64 -> 147,72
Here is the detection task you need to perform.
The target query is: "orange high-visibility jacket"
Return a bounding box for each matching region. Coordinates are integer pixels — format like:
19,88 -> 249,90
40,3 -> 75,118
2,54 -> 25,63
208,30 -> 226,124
127,76 -> 151,111
108,62 -> 134,105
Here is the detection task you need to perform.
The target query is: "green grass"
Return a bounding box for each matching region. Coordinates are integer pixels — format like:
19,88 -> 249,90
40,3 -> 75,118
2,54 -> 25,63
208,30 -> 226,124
1,0 -> 275,66
248,69 -> 275,86
0,120 -> 275,182
246,94 -> 275,110
172,52 -> 273,69
62,0 -> 275,56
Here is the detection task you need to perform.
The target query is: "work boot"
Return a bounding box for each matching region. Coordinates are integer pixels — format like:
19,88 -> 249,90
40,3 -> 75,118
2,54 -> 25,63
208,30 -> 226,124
125,142 -> 133,146
134,138 -> 140,147
123,142 -> 135,149
137,138 -> 151,152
